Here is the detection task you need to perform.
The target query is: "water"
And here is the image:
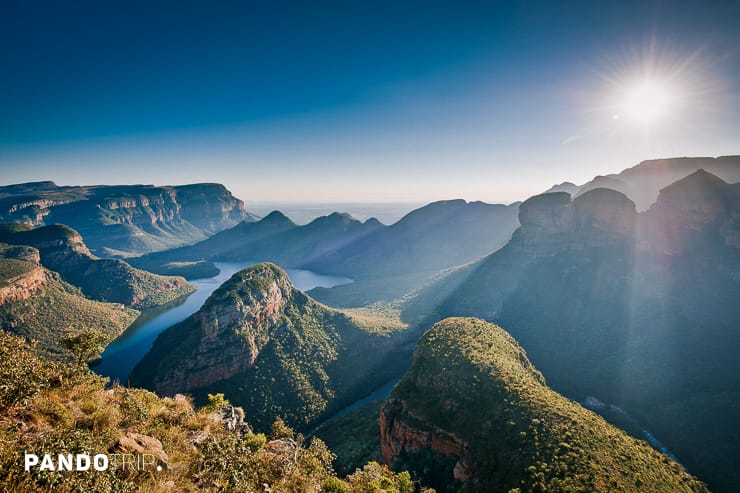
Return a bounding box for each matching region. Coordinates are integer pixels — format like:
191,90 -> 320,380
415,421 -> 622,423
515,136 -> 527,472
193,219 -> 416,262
94,262 -> 352,384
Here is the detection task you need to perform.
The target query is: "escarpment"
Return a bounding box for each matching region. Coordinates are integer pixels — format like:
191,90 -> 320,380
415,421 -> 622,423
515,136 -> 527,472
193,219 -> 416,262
0,223 -> 193,309
0,182 -> 252,256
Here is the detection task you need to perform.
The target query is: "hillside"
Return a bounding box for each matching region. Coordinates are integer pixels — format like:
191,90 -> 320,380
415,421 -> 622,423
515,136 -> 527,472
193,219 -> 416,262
381,317 -> 709,492
133,200 -> 520,297
0,223 -> 194,309
0,258 -> 138,357
0,182 -> 254,256
404,171 -> 740,492
0,331 -> 426,493
130,263 -> 414,431
545,155 -> 740,210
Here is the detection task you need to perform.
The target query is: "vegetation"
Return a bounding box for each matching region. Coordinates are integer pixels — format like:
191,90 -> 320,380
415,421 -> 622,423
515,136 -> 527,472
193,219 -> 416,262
0,331 -> 427,492
0,223 -> 196,309
60,327 -> 110,367
131,263 -> 413,433
0,259 -> 138,357
386,317 -> 709,492
314,400 -> 385,476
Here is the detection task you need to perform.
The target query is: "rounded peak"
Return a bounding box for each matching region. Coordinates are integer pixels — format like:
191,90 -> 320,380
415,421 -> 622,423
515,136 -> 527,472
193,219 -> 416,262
260,210 -> 294,225
418,317 -> 544,387
364,217 -> 383,226
308,211 -> 357,227
521,191 -> 571,208
205,262 -> 294,310
574,187 -> 635,209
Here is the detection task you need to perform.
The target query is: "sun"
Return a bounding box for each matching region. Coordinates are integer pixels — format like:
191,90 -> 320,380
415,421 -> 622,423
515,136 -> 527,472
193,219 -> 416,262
617,79 -> 674,126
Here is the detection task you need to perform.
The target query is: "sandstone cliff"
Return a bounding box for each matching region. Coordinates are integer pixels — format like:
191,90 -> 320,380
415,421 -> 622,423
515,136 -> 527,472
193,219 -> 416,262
0,223 -> 193,309
0,182 -> 252,256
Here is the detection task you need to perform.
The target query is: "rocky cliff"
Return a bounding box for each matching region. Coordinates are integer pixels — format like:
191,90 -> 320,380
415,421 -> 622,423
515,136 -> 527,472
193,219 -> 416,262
380,317 -> 709,492
0,223 -> 193,309
0,182 -> 253,256
512,188 -> 636,254
0,258 -> 138,357
0,261 -> 46,305
131,263 -> 411,430
404,170 -> 740,492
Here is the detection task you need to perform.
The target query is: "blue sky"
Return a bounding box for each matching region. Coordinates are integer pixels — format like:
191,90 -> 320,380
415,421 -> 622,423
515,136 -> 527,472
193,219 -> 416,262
1,1 -> 738,203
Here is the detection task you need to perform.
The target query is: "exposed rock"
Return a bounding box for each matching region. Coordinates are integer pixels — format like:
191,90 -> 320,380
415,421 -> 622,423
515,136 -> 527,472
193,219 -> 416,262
0,223 -> 193,309
0,182 -> 251,256
0,265 -> 47,305
143,264 -> 293,394
512,189 -> 635,254
380,398 -> 469,480
219,405 -> 252,435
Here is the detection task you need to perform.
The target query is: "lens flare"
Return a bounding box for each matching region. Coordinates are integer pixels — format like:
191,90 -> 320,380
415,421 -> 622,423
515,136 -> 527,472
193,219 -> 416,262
619,79 -> 674,125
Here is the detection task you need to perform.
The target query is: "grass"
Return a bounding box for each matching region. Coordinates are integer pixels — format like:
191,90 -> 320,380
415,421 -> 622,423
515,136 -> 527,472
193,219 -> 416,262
0,331 -> 429,492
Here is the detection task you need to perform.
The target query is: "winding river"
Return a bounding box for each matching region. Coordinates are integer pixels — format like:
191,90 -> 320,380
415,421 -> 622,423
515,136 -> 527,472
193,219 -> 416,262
94,262 -> 352,384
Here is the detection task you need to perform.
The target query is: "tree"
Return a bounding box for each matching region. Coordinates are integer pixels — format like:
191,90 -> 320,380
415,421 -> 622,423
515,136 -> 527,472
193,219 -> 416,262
60,327 -> 109,368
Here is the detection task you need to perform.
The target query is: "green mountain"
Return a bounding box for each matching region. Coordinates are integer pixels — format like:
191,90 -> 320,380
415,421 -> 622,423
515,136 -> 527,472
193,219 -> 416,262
0,182 -> 254,257
381,317 -> 709,492
0,223 -> 194,309
404,171 -> 740,492
0,257 -> 137,357
133,200 -> 519,298
130,263 -> 413,431
544,155 -> 740,210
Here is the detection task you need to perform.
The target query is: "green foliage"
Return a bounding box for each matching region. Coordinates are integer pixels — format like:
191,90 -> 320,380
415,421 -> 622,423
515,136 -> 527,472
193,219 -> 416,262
0,332 -> 66,408
0,261 -> 138,358
204,392 -> 229,411
314,399 -> 385,476
387,317 -> 709,493
60,327 -> 110,367
132,263 -> 411,432
0,334 -> 424,492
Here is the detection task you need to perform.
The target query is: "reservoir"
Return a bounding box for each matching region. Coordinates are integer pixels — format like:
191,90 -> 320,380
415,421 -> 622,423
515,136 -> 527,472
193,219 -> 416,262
94,262 -> 352,384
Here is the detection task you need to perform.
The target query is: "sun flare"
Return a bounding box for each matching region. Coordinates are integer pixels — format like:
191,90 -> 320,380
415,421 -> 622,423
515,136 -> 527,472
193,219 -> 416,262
617,79 -> 675,125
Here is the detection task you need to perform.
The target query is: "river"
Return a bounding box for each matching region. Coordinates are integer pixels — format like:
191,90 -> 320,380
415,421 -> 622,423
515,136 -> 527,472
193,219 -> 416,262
94,262 -> 352,384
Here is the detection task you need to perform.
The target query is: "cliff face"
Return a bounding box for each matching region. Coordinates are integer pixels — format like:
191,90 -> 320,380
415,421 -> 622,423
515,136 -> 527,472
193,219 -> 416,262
0,182 -> 251,256
0,263 -> 47,305
0,258 -> 138,357
0,223 -> 193,309
131,263 -> 411,431
640,169 -> 740,254
380,318 -> 709,493
406,170 -> 740,493
512,188 -> 636,255
147,264 -> 294,393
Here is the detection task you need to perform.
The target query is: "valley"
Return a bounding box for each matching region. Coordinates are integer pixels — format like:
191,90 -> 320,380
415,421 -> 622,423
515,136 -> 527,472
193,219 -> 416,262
0,156 -> 738,492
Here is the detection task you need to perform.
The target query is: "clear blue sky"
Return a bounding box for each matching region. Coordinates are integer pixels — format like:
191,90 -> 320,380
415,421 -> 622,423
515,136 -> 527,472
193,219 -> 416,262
1,1 -> 738,203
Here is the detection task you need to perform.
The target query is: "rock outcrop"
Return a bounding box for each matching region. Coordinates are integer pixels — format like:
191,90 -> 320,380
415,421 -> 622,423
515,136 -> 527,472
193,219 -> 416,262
131,262 -> 411,431
0,223 -> 193,309
512,188 -> 636,254
0,182 -> 253,256
0,263 -> 47,305
143,263 -> 294,393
